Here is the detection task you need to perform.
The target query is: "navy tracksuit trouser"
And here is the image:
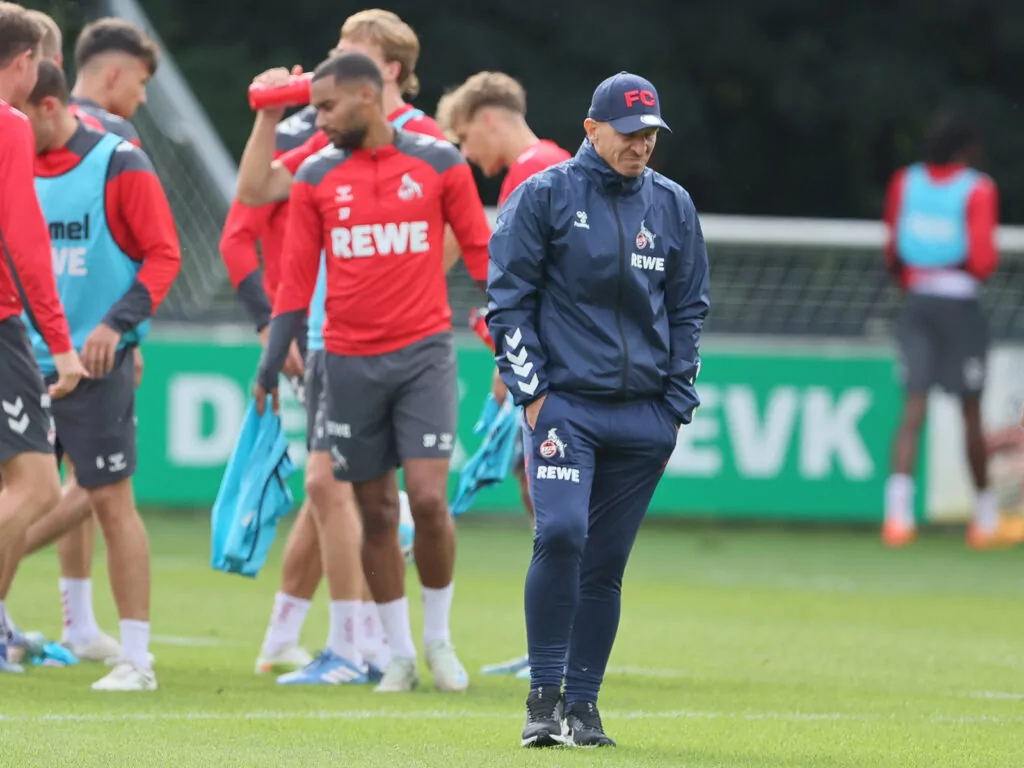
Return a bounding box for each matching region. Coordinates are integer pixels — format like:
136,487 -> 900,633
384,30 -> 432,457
522,390 -> 679,704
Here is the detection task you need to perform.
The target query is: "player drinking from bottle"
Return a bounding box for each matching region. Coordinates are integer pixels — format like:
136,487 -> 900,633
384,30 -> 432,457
252,52 -> 491,692
221,91 -> 320,678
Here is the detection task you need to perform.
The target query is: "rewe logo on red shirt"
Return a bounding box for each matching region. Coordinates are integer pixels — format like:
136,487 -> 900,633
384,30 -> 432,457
331,221 -> 430,259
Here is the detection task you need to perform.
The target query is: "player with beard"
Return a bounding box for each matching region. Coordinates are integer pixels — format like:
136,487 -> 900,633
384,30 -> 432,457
235,10 -> 458,686
252,52 -> 490,692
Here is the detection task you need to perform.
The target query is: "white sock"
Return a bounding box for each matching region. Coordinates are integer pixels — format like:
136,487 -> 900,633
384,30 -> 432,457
973,489 -> 999,534
884,474 -> 915,528
60,578 -> 99,646
120,619 -> 150,670
261,592 -> 311,656
421,583 -> 454,646
327,600 -> 363,667
359,602 -> 391,670
376,597 -> 417,661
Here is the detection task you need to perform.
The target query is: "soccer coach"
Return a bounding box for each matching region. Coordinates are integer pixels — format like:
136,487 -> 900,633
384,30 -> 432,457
487,71 -> 710,748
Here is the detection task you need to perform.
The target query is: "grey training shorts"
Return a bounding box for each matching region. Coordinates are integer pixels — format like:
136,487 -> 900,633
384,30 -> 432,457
0,316 -> 54,465
322,332 -> 457,482
46,346 -> 136,489
896,293 -> 988,396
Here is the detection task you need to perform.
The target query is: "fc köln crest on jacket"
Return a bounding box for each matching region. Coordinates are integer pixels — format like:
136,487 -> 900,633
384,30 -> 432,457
635,219 -> 656,250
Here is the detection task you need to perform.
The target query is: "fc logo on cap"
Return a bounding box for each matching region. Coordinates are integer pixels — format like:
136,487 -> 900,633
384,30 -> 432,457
624,89 -> 656,109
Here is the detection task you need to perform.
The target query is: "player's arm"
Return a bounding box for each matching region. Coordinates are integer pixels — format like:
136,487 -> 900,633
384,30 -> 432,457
441,162 -> 491,290
965,176 -> 999,282
219,198 -> 276,332
87,145 -> 181,376
255,175 -> 322,411
486,179 -> 552,408
663,192 -> 711,427
0,117 -> 73,356
237,108 -> 295,206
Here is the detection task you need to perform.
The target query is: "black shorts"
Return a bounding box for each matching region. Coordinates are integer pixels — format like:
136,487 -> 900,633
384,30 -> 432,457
323,332 -> 457,482
0,317 -> 54,465
46,346 -> 136,489
896,293 -> 988,396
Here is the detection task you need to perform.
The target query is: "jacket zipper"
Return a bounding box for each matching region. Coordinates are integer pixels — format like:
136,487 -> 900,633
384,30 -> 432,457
610,197 -> 630,398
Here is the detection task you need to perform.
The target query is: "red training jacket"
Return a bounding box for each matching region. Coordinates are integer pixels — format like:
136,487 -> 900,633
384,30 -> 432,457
273,130 -> 490,356
0,100 -> 72,354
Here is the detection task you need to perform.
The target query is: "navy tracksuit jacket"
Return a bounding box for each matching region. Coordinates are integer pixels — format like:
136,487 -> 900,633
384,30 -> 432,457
486,138 -> 710,702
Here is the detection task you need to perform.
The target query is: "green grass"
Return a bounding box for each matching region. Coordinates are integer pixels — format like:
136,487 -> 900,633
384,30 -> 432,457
3,511 -> 1024,766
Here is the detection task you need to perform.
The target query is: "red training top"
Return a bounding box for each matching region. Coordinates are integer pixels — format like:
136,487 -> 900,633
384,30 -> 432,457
36,120 -> 181,326
498,139 -> 572,207
273,130 -> 491,356
883,163 -> 999,290
0,100 -> 72,354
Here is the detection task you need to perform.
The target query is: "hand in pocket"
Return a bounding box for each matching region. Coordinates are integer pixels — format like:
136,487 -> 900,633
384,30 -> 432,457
525,394 -> 548,430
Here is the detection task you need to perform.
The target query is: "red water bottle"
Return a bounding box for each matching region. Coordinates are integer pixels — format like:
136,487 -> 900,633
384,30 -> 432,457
248,72 -> 313,111
469,307 -> 495,352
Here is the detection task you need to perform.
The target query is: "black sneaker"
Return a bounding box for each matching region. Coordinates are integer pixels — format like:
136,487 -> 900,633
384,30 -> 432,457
565,701 -> 616,747
521,687 -> 569,748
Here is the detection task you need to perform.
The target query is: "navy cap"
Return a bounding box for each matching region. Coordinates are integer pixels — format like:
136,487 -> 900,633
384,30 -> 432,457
587,71 -> 671,134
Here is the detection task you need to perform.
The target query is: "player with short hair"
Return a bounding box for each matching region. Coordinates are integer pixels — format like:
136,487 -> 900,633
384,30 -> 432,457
236,10 -> 457,685
70,17 -> 156,138
18,59 -> 180,690
253,51 -> 490,693
8,17 -> 158,665
436,70 -> 570,680
0,3 -> 85,673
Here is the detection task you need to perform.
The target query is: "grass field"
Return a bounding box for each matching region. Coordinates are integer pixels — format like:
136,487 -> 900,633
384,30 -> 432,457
2,510 -> 1024,766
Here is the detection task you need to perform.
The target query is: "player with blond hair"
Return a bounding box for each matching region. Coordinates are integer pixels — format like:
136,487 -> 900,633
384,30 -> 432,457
437,70 -> 570,681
